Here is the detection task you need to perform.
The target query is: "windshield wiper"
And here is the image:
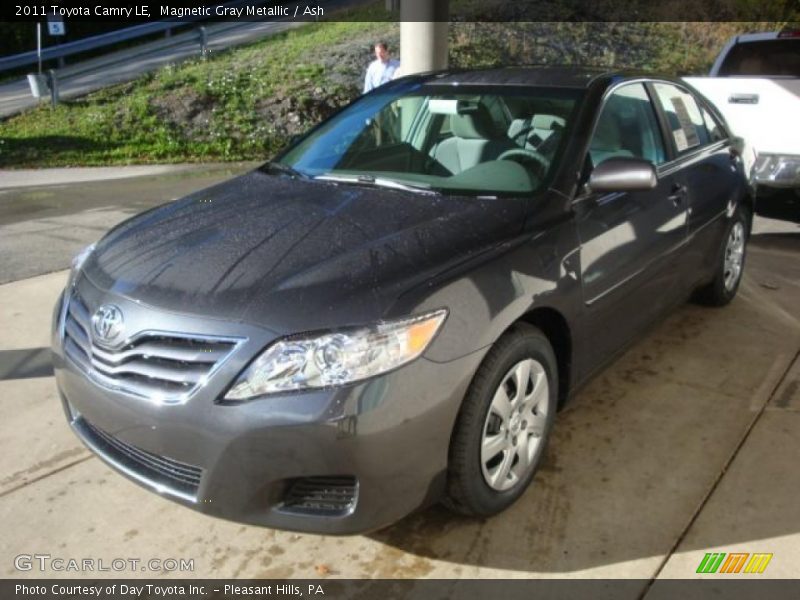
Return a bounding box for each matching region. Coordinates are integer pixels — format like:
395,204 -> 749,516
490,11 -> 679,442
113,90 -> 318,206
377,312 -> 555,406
314,173 -> 440,195
259,161 -> 308,179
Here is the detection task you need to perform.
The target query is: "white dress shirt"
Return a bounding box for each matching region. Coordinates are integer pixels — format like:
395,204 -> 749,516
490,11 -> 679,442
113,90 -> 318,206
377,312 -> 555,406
364,58 -> 400,93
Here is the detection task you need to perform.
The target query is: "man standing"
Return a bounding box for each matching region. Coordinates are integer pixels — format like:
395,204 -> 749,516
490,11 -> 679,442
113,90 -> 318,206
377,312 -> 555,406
363,42 -> 400,93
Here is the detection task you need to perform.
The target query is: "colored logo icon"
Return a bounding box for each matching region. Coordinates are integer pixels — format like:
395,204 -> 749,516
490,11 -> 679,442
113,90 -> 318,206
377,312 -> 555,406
696,552 -> 773,574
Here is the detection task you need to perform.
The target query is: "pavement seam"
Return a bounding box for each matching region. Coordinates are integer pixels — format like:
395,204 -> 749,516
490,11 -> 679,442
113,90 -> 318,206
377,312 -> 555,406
0,454 -> 94,499
638,346 -> 800,599
0,268 -> 69,289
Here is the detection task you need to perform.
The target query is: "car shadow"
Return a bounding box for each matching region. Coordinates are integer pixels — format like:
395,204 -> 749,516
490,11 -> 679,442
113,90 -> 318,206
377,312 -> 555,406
755,190 -> 800,224
0,135 -> 114,169
0,347 -> 54,381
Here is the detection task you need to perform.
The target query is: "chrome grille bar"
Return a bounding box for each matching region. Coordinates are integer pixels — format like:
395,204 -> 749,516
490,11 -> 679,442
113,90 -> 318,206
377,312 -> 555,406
62,290 -> 242,403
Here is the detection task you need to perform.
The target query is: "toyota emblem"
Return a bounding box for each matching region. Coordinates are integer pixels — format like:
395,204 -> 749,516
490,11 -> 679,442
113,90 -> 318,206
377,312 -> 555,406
91,304 -> 124,344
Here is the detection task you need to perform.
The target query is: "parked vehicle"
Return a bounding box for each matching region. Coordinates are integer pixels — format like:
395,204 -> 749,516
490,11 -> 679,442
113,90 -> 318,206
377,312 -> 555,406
52,67 -> 751,534
685,29 -> 800,204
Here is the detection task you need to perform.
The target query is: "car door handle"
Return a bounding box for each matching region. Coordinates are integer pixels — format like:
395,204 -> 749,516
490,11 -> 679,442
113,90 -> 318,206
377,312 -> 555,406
729,93 -> 759,105
667,184 -> 687,205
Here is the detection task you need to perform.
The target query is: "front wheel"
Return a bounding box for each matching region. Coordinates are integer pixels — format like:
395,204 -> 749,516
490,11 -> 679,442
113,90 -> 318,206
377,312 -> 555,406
444,323 -> 557,517
694,207 -> 750,306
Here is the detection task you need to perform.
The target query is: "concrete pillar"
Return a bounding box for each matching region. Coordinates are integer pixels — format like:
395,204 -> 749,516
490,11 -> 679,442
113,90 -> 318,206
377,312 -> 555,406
399,0 -> 449,75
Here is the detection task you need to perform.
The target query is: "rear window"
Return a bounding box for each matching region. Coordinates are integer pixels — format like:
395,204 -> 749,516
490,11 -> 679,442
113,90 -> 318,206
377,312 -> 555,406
718,39 -> 800,77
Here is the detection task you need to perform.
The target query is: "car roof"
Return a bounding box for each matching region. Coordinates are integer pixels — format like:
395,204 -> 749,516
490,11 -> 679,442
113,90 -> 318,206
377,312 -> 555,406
416,66 -> 646,89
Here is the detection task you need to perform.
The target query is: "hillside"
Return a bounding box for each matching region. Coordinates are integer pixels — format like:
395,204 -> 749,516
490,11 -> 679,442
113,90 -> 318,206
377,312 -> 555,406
0,21 -> 776,168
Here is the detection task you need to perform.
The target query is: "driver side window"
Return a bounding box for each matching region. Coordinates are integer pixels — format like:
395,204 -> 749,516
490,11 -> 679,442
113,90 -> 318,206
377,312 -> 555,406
590,83 -> 666,167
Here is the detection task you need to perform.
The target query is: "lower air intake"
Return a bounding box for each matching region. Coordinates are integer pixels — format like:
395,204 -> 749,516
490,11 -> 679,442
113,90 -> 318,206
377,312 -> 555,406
281,476 -> 358,516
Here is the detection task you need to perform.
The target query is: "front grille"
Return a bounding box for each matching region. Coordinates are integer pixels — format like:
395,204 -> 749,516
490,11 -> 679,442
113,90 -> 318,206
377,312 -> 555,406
76,416 -> 202,500
62,291 -> 239,403
281,476 -> 359,516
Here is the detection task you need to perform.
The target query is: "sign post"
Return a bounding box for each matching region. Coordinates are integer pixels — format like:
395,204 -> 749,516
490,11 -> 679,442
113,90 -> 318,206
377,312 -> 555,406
36,22 -> 42,74
27,21 -> 49,100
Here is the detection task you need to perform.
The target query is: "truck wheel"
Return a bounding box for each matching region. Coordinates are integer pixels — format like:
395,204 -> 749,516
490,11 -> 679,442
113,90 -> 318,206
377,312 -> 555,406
443,323 -> 557,517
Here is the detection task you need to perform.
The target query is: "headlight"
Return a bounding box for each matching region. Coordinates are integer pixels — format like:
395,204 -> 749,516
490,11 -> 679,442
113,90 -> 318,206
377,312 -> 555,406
224,309 -> 448,400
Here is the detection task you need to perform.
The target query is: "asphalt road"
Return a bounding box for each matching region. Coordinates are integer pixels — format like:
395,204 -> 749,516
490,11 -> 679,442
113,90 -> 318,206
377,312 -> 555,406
0,163 -> 254,284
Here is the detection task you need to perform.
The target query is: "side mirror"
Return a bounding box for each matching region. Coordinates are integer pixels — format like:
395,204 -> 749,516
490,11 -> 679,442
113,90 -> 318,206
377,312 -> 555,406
588,157 -> 658,193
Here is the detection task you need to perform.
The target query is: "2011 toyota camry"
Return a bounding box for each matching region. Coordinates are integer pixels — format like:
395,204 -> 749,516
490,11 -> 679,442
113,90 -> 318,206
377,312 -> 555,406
52,67 -> 751,534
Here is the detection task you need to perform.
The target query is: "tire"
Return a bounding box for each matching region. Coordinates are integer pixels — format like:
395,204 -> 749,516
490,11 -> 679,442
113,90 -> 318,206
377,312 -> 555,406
444,323 -> 558,517
694,206 -> 751,307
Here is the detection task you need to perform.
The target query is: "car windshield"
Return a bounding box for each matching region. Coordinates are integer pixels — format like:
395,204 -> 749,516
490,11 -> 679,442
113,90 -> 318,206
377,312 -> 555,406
277,82 -> 583,196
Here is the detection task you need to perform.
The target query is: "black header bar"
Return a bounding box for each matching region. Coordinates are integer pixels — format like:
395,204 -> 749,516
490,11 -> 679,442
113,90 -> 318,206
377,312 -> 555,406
2,0 -> 799,23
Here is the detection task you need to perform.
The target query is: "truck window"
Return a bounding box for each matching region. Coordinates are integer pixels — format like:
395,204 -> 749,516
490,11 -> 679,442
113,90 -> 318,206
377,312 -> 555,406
718,39 -> 800,77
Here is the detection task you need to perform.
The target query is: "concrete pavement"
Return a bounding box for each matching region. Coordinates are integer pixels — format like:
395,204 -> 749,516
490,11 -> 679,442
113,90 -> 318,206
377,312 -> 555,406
0,173 -> 798,587
655,231 -> 800,580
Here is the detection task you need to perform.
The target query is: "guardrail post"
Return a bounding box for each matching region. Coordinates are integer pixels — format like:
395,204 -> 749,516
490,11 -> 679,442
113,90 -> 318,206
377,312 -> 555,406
48,69 -> 59,107
198,26 -> 209,59
26,73 -> 47,100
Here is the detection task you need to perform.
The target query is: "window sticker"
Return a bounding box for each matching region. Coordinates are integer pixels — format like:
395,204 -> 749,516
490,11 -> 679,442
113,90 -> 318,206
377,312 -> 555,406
673,128 -> 688,152
670,96 -> 700,149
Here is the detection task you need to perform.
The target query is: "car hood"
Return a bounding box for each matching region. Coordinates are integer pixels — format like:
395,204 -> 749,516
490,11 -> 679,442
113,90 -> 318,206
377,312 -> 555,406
82,170 -> 527,333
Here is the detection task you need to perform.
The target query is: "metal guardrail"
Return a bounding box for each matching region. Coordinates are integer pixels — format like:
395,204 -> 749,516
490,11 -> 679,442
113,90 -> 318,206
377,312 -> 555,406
0,0 -> 271,74
1,22 -> 190,73
29,21 -> 257,106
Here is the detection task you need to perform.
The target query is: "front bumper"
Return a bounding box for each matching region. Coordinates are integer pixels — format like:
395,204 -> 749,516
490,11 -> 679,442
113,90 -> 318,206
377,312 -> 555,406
52,280 -> 483,535
753,153 -> 800,189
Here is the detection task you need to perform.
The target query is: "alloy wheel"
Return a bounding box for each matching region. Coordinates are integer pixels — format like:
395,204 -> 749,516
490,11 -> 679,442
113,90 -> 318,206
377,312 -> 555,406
723,221 -> 745,292
480,358 -> 550,491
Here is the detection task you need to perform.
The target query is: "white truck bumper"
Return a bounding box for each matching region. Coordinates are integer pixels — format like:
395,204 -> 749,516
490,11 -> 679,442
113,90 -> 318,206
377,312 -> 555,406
753,153 -> 800,188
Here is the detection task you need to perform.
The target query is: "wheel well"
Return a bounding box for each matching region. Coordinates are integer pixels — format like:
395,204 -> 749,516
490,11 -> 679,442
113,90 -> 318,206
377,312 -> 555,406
517,308 -> 572,408
741,191 -> 755,220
